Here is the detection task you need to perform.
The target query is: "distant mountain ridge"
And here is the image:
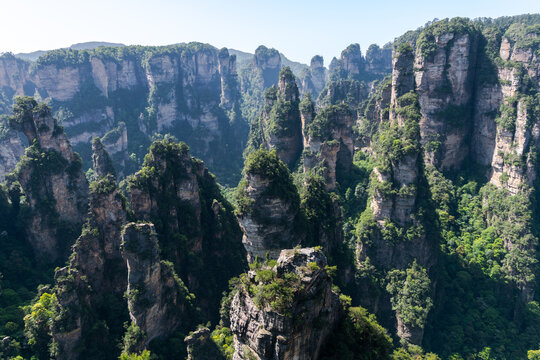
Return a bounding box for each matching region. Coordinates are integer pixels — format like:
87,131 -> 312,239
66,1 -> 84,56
14,41 -> 126,61
229,48 -> 308,76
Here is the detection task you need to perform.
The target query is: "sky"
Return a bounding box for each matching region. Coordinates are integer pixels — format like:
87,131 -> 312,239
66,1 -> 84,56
1,0 -> 539,65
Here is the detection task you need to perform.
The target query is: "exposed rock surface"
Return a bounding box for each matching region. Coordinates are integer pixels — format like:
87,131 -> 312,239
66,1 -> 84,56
472,33 -> 540,194
300,55 -> 327,98
0,54 -> 31,101
340,44 -> 364,78
358,76 -> 392,150
185,327 -> 224,360
52,173 -> 128,359
414,31 -> 478,170
365,44 -> 393,77
248,67 -> 303,167
236,150 -> 300,262
253,46 -> 282,88
91,137 -> 116,177
0,43 -> 248,183
128,139 -> 246,317
302,101 -> 354,191
327,43 -> 391,83
121,222 -> 190,348
370,45 -> 420,228
317,78 -> 368,111
356,45 -> 435,345
8,98 -> 88,261
0,129 -> 25,182
230,248 -> 341,360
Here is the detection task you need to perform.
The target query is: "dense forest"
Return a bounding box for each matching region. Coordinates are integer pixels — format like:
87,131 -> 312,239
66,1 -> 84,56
0,13 -> 539,360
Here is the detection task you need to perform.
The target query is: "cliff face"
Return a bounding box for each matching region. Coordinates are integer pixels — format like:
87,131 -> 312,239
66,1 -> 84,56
356,45 -> 435,345
0,128 -> 24,182
8,98 -> 88,262
247,67 -> 303,167
358,76 -> 392,150
122,222 -> 191,349
354,18 -> 540,346
128,139 -> 246,317
0,54 -> 31,99
472,33 -> 540,194
0,43 -> 248,184
52,172 -> 128,359
371,45 -> 420,229
302,100 -> 354,191
46,138 -> 244,359
365,44 -> 393,77
327,43 -> 392,83
230,248 -> 341,360
253,46 -> 282,88
300,55 -> 327,98
414,29 -> 478,170
236,149 -> 300,262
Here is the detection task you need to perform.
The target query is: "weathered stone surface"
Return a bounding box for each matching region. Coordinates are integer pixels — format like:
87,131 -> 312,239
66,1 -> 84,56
365,44 -> 393,77
414,32 -> 478,170
230,248 -> 341,360
129,139 -> 246,318
53,174 -> 128,359
300,55 -> 327,98
52,141 -> 128,359
122,222 -> 189,348
92,137 -> 116,178
0,130 -> 24,182
9,100 -> 88,261
254,46 -> 282,88
185,327 -> 224,360
0,44 -> 247,183
477,36 -> 540,195
238,172 -> 299,262
302,103 -> 354,191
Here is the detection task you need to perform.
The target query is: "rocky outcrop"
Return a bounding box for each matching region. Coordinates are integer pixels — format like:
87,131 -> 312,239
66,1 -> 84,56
52,143 -> 128,360
0,128 -> 25,182
253,46 -> 282,88
339,44 -> 364,78
365,44 -> 393,77
300,55 -> 327,98
128,138 -> 246,318
0,43 -> 248,184
185,327 -> 224,360
219,48 -> 239,109
471,29 -> 540,194
91,137 -> 116,177
302,101 -> 354,191
355,45 -> 436,345
414,29 -> 478,170
358,76 -> 392,149
236,149 -> 300,262
317,78 -> 368,111
129,140 -> 204,259
0,54 -> 31,99
8,98 -> 88,261
390,45 -> 415,116
230,248 -> 341,360
121,222 -> 190,348
327,43 -> 391,83
249,67 -> 303,167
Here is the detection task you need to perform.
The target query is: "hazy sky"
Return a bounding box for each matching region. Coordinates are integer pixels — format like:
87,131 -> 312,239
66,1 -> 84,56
1,0 -> 539,65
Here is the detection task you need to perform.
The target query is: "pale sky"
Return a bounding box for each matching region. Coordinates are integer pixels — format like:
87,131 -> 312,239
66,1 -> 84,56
1,0 -> 539,65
